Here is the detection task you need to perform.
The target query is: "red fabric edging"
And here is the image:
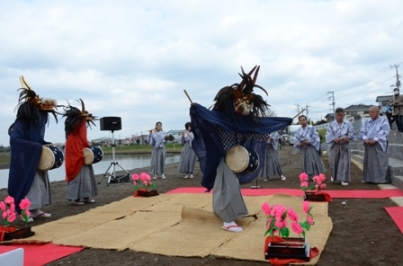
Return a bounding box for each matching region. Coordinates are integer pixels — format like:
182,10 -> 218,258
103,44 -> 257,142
385,206 -> 403,234
0,243 -> 83,266
167,187 -> 403,198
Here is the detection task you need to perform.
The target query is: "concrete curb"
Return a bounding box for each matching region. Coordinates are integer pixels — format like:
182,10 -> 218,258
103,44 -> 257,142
350,158 -> 403,206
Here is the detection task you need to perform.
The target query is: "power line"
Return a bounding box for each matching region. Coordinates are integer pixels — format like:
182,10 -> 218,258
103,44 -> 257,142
335,66 -> 392,92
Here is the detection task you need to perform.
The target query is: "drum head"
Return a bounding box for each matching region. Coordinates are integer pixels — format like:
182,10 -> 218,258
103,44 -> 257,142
38,146 -> 55,171
226,145 -> 249,173
83,148 -> 95,165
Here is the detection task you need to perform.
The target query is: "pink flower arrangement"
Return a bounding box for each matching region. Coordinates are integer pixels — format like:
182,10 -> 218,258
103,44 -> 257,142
19,199 -> 31,224
0,196 -> 31,225
299,172 -> 327,192
132,172 -> 156,192
262,200 -> 315,239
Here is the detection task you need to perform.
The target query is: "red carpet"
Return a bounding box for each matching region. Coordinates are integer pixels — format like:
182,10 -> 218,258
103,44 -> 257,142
385,207 -> 403,234
0,243 -> 83,266
167,187 -> 403,198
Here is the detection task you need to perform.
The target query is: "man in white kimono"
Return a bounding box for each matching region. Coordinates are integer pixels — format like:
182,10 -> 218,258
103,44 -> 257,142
326,108 -> 357,185
293,115 -> 326,179
359,106 -> 390,183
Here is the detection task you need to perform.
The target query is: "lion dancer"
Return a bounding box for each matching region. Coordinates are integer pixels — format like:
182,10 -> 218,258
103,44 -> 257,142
8,76 -> 58,221
62,99 -> 98,205
189,66 -> 292,232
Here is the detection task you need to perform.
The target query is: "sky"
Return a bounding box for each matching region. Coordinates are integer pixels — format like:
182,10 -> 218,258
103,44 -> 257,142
1,0 -> 402,147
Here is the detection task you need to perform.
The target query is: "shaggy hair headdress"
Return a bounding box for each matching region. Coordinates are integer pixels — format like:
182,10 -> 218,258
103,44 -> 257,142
62,99 -> 97,138
212,65 -> 270,118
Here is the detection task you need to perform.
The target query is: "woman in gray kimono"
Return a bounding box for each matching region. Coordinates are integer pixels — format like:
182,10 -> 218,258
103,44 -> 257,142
148,121 -> 167,179
326,107 -> 357,186
359,106 -> 390,183
178,122 -> 197,178
293,115 -> 326,179
260,131 -> 286,181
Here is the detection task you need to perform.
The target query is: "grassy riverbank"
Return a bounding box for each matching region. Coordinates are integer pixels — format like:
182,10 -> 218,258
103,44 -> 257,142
0,144 -> 182,166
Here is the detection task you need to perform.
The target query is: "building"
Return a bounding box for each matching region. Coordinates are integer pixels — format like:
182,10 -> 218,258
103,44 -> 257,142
324,113 -> 334,122
344,104 -> 372,120
166,130 -> 183,143
376,95 -> 393,113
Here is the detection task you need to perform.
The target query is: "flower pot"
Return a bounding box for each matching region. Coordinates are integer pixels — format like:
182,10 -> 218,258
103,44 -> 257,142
265,237 -> 310,261
304,191 -> 327,202
0,225 -> 35,242
134,189 -> 159,197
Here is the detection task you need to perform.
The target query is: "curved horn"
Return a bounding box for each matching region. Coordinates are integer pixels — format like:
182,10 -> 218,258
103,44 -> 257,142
79,98 -> 85,112
252,65 -> 260,85
238,65 -> 257,89
19,75 -> 31,90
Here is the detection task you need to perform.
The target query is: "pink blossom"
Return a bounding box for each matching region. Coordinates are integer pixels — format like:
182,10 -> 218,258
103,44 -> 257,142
132,174 -> 139,181
307,215 -> 314,225
7,212 -> 16,223
312,175 -> 318,183
273,205 -> 286,220
300,181 -> 308,188
318,173 -> 326,183
261,202 -> 271,215
299,172 -> 308,182
140,172 -> 151,181
2,212 -> 7,219
320,184 -> 326,190
287,208 -> 299,222
275,219 -> 287,229
0,202 -> 5,212
9,204 -> 15,213
291,222 -> 303,234
303,201 -> 310,213
4,196 -> 14,204
143,180 -> 148,186
315,184 -> 319,192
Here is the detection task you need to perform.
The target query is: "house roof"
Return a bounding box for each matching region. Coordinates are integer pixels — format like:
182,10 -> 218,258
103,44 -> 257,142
376,95 -> 393,103
344,104 -> 372,111
324,113 -> 334,118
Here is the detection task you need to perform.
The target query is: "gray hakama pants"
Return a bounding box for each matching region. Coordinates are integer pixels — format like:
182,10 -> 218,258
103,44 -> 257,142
150,146 -> 166,175
178,142 -> 197,174
329,143 -> 351,182
301,145 -> 326,179
363,143 -> 390,183
67,165 -> 98,201
213,158 -> 248,223
26,170 -> 51,211
260,146 -> 283,179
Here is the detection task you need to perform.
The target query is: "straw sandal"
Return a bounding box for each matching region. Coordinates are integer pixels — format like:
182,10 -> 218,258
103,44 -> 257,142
73,200 -> 84,205
84,198 -> 96,203
222,223 -> 243,232
32,211 -> 51,218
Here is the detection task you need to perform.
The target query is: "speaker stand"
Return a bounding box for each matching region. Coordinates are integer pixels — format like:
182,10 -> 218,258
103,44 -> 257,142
98,130 -> 130,186
250,178 -> 260,189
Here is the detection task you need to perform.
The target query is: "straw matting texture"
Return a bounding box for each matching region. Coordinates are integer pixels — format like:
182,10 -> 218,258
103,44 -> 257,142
23,193 -> 332,263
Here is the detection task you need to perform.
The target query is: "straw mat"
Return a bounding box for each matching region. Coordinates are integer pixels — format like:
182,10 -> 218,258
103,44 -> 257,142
21,193 -> 332,264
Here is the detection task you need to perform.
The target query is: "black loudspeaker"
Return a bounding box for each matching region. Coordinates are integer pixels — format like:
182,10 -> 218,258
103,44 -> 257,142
100,117 -> 122,131
109,173 -> 130,183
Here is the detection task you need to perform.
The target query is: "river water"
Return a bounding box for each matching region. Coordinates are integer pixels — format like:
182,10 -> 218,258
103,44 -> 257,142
0,153 -> 180,189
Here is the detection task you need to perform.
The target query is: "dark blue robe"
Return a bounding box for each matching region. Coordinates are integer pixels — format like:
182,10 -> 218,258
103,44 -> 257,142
190,103 -> 292,191
8,111 -> 50,212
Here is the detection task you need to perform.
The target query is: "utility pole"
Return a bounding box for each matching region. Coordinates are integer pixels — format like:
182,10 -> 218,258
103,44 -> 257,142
305,104 -> 309,118
328,91 -> 335,120
295,104 -> 300,113
391,64 -> 401,88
